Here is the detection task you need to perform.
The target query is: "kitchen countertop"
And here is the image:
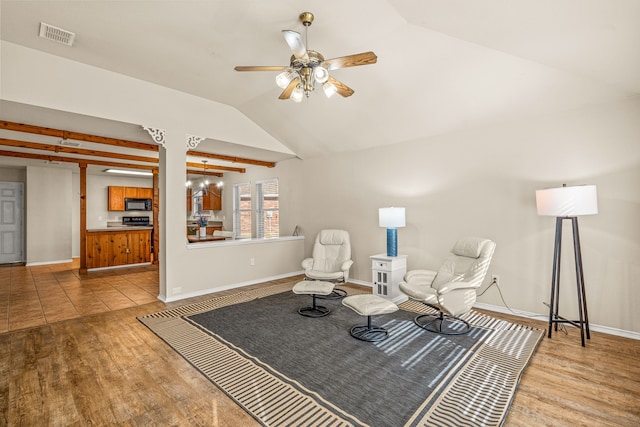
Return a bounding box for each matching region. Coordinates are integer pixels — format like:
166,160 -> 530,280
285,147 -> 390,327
87,226 -> 154,232
187,234 -> 226,243
187,220 -> 223,226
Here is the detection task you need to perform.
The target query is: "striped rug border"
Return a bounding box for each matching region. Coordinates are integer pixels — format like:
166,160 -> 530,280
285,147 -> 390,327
139,283 -> 543,427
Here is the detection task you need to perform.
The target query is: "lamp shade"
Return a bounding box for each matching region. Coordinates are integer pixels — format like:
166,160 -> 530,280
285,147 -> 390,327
379,207 -> 406,228
536,185 -> 598,217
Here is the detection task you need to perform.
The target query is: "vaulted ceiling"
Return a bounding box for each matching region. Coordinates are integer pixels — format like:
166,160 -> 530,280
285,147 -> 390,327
1,0 -> 638,166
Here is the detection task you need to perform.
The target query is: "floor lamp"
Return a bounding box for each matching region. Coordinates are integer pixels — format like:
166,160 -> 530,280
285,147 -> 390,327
535,184 -> 598,347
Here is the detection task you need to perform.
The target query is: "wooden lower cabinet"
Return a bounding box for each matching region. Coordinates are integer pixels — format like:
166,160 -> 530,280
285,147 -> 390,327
86,229 -> 152,269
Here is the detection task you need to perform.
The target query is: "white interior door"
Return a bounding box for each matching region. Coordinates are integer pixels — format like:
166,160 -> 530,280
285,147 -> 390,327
0,182 -> 24,264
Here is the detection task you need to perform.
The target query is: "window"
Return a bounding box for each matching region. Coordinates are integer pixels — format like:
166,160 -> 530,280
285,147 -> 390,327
256,178 -> 279,238
233,183 -> 252,239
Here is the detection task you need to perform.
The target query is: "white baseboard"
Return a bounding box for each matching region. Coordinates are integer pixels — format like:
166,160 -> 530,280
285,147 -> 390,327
26,258 -> 72,267
473,302 -> 640,341
347,278 -> 373,288
88,262 -> 151,272
160,270 -> 305,303
160,274 -> 640,341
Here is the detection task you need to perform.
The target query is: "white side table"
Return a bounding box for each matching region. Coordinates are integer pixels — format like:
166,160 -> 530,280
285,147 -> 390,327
370,254 -> 408,304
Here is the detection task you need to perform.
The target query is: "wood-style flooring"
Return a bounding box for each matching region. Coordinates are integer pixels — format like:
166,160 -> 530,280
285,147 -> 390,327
1,261 -> 638,426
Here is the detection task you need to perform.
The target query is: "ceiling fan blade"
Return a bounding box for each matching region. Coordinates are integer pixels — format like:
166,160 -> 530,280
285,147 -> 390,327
282,30 -> 309,61
328,76 -> 355,98
278,77 -> 301,100
324,51 -> 378,71
234,65 -> 289,72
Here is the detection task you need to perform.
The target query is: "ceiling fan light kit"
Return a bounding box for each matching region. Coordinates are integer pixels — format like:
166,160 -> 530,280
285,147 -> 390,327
323,81 -> 337,98
234,12 -> 377,101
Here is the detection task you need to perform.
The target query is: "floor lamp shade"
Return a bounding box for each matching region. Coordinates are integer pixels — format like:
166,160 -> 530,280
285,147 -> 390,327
379,207 -> 405,257
536,185 -> 598,217
535,184 -> 598,347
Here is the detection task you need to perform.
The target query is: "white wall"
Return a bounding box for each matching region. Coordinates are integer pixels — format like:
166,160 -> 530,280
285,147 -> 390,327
291,98 -> 640,333
0,166 -> 26,182
169,237 -> 304,302
26,166 -> 72,264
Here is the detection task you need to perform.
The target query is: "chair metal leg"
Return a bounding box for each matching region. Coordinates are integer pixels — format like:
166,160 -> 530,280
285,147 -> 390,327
318,287 -> 347,300
298,294 -> 330,318
349,315 -> 389,342
414,312 -> 471,335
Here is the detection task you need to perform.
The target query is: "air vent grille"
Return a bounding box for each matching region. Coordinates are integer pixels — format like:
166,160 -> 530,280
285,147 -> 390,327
39,22 -> 75,46
60,139 -> 81,147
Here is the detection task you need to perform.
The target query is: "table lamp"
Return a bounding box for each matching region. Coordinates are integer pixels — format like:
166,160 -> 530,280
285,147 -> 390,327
535,184 -> 598,347
379,207 -> 405,257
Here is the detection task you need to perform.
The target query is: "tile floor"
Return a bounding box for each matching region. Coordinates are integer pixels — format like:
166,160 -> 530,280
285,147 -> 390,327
0,259 -> 159,333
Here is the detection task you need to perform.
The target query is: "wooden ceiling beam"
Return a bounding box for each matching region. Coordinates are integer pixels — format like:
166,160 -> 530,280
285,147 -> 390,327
186,161 -> 245,173
0,146 -> 232,175
0,149 -> 157,171
0,137 -> 158,164
186,169 -> 223,178
0,121 -> 265,174
188,150 -> 275,168
0,120 -> 159,152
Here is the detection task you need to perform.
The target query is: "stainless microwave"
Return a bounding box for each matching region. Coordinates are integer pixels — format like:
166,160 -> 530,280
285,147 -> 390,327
124,198 -> 152,211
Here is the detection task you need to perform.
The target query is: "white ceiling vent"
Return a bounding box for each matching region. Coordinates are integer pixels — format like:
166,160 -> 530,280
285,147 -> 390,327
59,139 -> 81,147
39,22 -> 75,46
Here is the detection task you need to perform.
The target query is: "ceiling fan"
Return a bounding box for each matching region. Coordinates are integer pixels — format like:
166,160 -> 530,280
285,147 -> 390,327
234,12 -> 377,102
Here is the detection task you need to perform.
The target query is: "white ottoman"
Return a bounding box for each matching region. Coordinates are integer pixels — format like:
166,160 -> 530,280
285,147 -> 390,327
342,294 -> 398,342
292,281 -> 335,317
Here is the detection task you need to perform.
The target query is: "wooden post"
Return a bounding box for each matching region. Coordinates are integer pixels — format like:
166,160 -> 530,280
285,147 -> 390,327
79,163 -> 88,273
152,169 -> 159,265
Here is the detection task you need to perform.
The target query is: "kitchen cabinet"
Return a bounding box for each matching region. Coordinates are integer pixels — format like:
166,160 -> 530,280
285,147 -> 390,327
126,187 -> 152,199
202,185 -> 222,210
139,187 -> 153,199
124,187 -> 138,198
108,186 -> 153,211
108,186 -> 126,211
86,229 -> 152,269
187,185 -> 221,212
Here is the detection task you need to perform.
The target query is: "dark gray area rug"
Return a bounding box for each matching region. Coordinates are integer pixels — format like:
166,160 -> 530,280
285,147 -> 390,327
139,283 -> 543,427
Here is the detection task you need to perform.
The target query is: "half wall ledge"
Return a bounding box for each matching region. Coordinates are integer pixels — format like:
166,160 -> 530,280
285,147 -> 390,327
186,235 -> 304,249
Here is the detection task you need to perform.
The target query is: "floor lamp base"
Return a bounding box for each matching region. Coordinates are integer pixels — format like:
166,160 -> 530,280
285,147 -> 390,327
548,216 -> 591,347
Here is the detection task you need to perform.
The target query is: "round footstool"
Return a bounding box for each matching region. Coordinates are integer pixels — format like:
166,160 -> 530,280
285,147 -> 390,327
292,281 -> 335,317
342,294 -> 398,342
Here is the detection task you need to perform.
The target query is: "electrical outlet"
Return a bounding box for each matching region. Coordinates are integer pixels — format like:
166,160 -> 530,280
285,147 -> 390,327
491,274 -> 499,286
250,257 -> 255,266
172,287 -> 182,295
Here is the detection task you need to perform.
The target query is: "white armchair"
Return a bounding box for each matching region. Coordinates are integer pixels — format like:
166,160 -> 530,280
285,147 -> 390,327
399,237 -> 496,334
213,230 -> 235,239
302,229 -> 353,293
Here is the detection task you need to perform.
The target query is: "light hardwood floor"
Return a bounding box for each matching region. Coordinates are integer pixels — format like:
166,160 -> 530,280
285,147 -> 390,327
1,261 -> 638,426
